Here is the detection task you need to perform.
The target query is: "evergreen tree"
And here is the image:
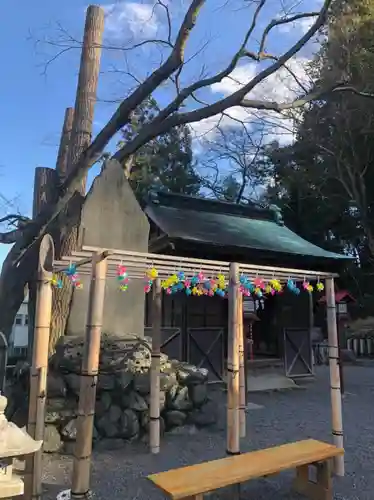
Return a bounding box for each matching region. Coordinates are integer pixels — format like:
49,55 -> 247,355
262,0 -> 374,300
119,97 -> 200,201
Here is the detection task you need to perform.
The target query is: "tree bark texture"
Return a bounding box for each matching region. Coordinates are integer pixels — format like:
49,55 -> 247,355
56,107 -> 75,182
28,168 -> 59,357
67,5 -> 104,193
49,5 -> 104,354
0,244 -> 35,341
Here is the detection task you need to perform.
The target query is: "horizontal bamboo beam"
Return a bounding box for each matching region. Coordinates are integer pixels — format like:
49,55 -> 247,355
57,251 -> 112,271
53,260 -> 336,283
79,246 -> 338,279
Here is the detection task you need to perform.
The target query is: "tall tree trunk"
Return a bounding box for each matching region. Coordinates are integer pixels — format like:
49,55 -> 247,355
56,107 -> 75,182
49,5 -> 104,355
28,168 -> 59,358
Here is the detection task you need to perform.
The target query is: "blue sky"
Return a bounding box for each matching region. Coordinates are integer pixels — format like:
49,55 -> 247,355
0,0 -> 322,266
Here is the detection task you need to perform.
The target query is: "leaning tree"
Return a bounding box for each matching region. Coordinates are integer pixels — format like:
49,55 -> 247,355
0,0 -> 364,353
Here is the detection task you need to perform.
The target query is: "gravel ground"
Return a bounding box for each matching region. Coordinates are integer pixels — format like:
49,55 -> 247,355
40,364 -> 374,500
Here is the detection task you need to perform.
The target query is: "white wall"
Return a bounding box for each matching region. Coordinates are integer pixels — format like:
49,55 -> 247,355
9,295 -> 29,349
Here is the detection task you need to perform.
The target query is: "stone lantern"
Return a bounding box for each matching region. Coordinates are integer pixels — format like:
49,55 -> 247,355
0,393 -> 42,498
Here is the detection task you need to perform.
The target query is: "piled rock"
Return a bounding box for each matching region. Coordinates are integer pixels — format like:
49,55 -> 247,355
6,334 -> 217,453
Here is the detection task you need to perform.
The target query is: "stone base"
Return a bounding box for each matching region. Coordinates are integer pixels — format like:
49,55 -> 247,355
6,334 -> 218,453
247,371 -> 298,392
0,477 -> 24,498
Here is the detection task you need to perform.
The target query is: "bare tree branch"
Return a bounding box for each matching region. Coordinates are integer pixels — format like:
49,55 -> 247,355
0,229 -> 21,245
11,0 -> 371,268
0,214 -> 30,228
113,0 -> 334,163
258,12 -> 320,55
13,0 -> 206,263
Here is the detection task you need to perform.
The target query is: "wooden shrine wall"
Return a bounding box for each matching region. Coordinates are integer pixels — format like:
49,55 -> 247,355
145,292 -> 227,381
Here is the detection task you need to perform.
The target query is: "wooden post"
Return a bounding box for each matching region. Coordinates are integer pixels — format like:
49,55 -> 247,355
56,107 -> 75,181
336,312 -> 345,395
71,252 -> 108,499
24,234 -> 54,500
237,292 -> 246,438
248,321 -> 254,361
67,5 -> 104,193
325,277 -> 344,476
227,262 -> 240,456
150,278 -> 162,454
243,328 -> 249,406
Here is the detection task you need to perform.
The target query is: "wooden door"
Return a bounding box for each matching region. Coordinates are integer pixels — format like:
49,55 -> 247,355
187,327 -> 225,382
144,327 -> 182,361
284,327 -> 314,378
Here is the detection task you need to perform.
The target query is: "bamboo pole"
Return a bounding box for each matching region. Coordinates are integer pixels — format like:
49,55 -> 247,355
227,262 -> 240,456
150,278 -> 162,454
58,254 -> 337,284
237,292 -> 246,438
71,252 -> 108,499
24,234 -> 54,500
81,245 -> 338,280
325,277 -> 345,476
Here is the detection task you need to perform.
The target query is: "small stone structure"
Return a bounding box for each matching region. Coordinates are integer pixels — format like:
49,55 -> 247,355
0,393 -> 42,497
6,334 -> 217,453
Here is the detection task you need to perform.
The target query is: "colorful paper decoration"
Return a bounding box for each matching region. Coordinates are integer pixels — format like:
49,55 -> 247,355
287,279 -> 300,295
239,275 -> 254,297
143,267 -> 158,293
117,264 -> 129,291
269,279 -> 282,292
51,275 -> 63,288
254,277 -> 265,289
110,265 -> 326,298
63,264 -> 82,289
302,280 -> 314,293
146,270 -> 228,297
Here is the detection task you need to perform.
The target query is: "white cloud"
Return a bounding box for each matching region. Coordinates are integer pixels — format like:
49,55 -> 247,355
212,58 -> 309,102
191,57 -> 309,145
104,2 -> 159,39
277,16 -> 317,35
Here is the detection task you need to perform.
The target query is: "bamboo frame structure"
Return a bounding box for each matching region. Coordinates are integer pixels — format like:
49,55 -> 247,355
325,278 -> 345,477
237,292 -> 246,439
24,234 -> 54,500
71,252 -> 108,499
50,244 -> 345,495
149,278 -> 162,454
227,263 -> 240,456
52,245 -> 338,284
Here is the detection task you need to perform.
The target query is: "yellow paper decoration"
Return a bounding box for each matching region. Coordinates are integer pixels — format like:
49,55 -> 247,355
269,279 -> 282,292
265,285 -> 273,294
147,267 -> 158,279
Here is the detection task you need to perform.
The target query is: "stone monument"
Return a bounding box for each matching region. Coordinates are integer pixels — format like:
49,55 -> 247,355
0,393 -> 42,498
67,160 -> 150,338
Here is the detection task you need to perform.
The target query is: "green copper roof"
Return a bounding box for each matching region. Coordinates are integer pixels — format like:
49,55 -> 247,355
145,192 -> 349,261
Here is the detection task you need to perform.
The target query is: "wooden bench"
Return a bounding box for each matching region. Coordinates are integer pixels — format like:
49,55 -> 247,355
148,439 -> 344,500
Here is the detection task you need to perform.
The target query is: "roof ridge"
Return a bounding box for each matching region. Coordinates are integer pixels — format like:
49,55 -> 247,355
147,190 -> 282,224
